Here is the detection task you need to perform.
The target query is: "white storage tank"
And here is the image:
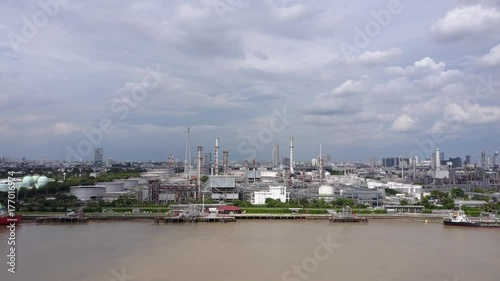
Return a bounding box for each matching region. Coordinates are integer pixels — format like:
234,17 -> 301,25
319,185 -> 334,195
121,179 -> 139,190
136,177 -> 148,185
97,182 -> 125,193
70,185 -> 106,201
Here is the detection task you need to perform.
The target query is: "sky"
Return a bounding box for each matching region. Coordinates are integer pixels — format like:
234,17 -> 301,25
1,0 -> 500,163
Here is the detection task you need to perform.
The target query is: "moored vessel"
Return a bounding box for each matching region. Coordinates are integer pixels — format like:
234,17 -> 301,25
330,206 -> 368,223
443,207 -> 500,228
0,203 -> 22,225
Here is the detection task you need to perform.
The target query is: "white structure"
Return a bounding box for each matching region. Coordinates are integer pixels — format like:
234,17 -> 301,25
366,180 -> 423,199
117,179 -> 139,189
214,137 -> 220,175
318,185 -> 334,201
70,185 -> 106,201
289,137 -> 294,173
435,148 -> 441,170
251,185 -> 290,205
97,182 -> 125,193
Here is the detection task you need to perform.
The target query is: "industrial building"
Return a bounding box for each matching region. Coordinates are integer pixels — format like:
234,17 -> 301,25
251,185 -> 289,205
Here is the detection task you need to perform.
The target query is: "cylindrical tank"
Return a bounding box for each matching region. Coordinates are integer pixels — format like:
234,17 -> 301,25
15,182 -> 31,189
70,185 -> 106,201
97,182 -> 125,193
121,179 -> 139,190
0,183 -> 9,192
319,185 -> 334,195
136,177 -> 148,185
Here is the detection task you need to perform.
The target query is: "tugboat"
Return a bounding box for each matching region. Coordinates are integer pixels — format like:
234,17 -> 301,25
443,206 -> 500,228
330,206 -> 368,223
0,203 -> 22,225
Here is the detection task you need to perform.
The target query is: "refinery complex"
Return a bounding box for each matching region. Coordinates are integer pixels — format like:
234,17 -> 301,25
2,128 -> 500,209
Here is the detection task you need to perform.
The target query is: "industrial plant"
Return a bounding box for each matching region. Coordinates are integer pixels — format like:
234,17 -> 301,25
2,127 -> 500,210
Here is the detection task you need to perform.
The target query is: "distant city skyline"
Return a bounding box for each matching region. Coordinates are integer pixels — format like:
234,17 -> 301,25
1,1 -> 499,162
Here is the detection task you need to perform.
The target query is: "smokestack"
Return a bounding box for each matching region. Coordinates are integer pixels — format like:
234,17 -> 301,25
223,150 -> 229,175
197,145 -> 203,198
214,137 -> 219,175
289,136 -> 294,174
435,148 -> 440,171
319,144 -> 323,183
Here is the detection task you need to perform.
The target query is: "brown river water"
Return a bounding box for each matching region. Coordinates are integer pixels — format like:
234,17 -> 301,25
0,220 -> 499,281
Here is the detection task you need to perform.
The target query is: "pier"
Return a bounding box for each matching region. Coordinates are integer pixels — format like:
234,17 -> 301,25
156,216 -> 236,223
36,216 -> 88,224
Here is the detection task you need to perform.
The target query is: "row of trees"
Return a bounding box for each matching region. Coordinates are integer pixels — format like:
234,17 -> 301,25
229,198 -> 365,209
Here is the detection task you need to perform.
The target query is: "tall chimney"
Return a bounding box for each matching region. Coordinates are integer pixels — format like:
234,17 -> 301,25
435,148 -> 440,171
223,150 -> 229,175
214,137 -> 219,175
289,136 -> 294,174
197,145 -> 203,198
319,144 -> 323,183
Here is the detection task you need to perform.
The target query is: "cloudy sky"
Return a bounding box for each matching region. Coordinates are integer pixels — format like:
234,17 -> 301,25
1,0 -> 500,162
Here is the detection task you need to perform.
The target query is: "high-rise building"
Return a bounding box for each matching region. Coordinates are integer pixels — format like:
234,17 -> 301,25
272,144 -> 280,166
106,158 -> 113,167
465,155 -> 471,165
369,155 -> 375,168
203,153 -> 212,166
494,151 -> 499,168
93,148 -> 103,167
282,157 -> 290,166
480,151 -> 487,169
382,157 -> 399,168
449,157 -> 462,168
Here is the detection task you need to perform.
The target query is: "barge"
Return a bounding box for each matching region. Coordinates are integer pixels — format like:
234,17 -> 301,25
330,206 -> 368,223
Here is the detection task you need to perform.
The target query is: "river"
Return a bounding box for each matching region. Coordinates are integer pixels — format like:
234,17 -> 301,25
0,220 -> 499,281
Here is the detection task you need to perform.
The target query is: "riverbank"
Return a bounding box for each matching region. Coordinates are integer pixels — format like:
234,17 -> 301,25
18,212 -> 446,223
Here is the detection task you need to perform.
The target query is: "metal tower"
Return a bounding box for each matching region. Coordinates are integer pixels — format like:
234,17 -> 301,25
319,144 -> 324,184
184,127 -> 191,179
214,137 -> 219,175
289,136 -> 294,174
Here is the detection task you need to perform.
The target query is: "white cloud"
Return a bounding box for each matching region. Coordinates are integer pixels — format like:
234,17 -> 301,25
271,4 -> 316,21
356,48 -> 403,64
414,57 -> 446,71
479,43 -> 500,66
330,79 -> 366,96
390,114 -> 417,132
431,5 -> 500,41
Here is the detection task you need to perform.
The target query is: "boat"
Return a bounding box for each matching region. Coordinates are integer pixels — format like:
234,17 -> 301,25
330,206 -> 368,223
443,207 -> 500,228
0,203 -> 22,225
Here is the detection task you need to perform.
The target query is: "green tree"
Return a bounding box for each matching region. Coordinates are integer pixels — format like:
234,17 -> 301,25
265,198 -> 278,207
201,175 -> 209,183
451,188 -> 465,199
400,199 -> 408,205
385,188 -> 398,196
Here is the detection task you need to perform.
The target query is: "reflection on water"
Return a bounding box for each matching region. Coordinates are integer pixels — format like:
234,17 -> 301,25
0,220 -> 499,281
